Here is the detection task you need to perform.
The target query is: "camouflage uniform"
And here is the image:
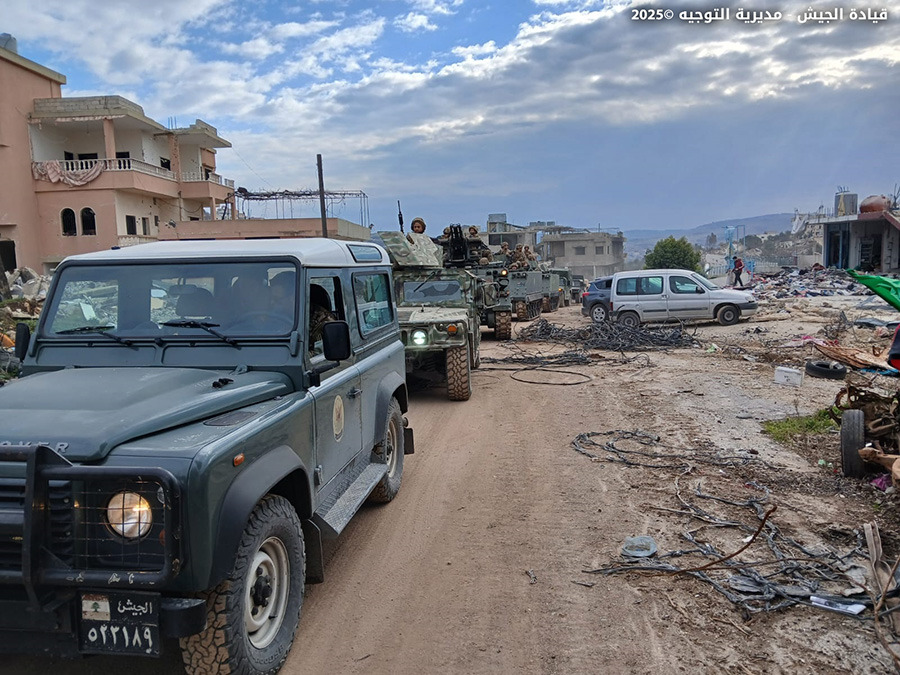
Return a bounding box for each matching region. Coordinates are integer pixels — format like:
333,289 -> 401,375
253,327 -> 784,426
512,244 -> 528,264
309,305 -> 337,354
524,246 -> 537,262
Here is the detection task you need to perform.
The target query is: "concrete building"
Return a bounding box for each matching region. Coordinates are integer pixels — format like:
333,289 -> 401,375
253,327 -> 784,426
805,190 -> 900,272
1,39 -> 235,273
538,230 -> 626,278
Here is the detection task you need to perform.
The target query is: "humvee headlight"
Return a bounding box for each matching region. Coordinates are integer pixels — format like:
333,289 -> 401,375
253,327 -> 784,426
447,324 -> 459,335
107,491 -> 152,539
411,329 -> 428,346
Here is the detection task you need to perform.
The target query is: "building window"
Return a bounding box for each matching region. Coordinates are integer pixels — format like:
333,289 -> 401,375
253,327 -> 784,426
142,217 -> 150,236
595,246 -> 604,255
574,246 -> 586,256
81,208 -> 97,236
61,209 -> 77,236
549,241 -> 565,257
160,157 -> 171,170
126,215 -> 137,235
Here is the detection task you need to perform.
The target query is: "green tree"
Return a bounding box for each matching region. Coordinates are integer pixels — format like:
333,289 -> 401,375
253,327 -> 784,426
744,234 -> 763,249
705,232 -> 717,250
644,236 -> 701,271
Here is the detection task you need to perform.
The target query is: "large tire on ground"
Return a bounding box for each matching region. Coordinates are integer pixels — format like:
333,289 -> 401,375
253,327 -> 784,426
590,303 -> 608,323
717,304 -> 740,326
515,301 -> 528,321
495,311 -> 512,340
805,359 -> 848,380
840,409 -> 866,478
181,495 -> 304,675
617,311 -> 640,328
368,397 -> 404,503
446,345 -> 472,401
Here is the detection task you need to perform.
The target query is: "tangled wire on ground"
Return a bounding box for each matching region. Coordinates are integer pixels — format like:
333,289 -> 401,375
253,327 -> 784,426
572,430 -> 768,471
584,478 -> 870,617
519,318 -> 699,351
481,342 -> 650,369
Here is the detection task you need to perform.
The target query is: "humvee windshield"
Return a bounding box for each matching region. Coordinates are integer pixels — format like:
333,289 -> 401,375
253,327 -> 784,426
400,280 -> 462,303
43,261 -> 299,338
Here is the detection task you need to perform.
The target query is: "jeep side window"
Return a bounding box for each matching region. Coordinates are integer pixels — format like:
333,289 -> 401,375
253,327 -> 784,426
353,272 -> 393,336
616,277 -> 638,296
308,276 -> 343,357
640,276 -> 663,295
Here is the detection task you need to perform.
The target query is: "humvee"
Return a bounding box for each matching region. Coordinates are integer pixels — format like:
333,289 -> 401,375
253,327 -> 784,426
0,239 -> 413,674
378,231 -> 481,401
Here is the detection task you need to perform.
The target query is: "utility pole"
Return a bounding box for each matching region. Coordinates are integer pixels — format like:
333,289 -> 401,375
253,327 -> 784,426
317,154 -> 328,238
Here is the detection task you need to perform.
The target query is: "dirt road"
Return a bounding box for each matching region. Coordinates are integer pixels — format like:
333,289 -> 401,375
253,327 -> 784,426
7,303 -> 896,674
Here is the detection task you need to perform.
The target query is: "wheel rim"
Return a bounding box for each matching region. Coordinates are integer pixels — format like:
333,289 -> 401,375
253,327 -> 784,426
592,306 -> 606,322
385,414 -> 399,478
622,314 -> 637,327
244,537 -> 291,649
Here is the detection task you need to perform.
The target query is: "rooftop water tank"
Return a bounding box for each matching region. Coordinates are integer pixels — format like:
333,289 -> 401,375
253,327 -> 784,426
860,195 -> 891,213
834,192 -> 857,216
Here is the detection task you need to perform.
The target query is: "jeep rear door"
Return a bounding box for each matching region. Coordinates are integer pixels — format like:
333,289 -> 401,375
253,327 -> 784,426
666,274 -> 711,320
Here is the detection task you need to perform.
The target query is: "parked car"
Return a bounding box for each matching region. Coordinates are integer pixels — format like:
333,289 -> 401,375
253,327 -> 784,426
609,268 -> 757,326
581,276 -> 613,323
0,238 -> 414,674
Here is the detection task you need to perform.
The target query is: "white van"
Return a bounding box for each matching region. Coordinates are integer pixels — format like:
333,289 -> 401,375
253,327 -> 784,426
609,268 -> 757,326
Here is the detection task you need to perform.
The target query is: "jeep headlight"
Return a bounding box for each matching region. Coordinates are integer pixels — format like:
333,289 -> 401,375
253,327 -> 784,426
107,491 -> 152,539
411,329 -> 428,346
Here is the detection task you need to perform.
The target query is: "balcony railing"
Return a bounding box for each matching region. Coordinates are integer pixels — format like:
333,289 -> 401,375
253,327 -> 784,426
181,171 -> 235,188
66,158 -> 175,179
118,234 -> 157,247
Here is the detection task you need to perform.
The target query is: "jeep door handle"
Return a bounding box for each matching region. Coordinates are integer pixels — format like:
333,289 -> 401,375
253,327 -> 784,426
347,388 -> 362,399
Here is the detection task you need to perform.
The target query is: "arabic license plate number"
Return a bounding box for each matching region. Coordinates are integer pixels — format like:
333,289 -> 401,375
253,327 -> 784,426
79,591 -> 160,657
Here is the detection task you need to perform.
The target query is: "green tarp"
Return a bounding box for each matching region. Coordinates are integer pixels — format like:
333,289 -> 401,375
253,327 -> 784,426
846,269 -> 900,312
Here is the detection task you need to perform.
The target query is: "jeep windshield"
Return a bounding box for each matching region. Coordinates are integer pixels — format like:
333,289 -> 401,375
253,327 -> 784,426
41,261 -> 299,339
399,279 -> 463,304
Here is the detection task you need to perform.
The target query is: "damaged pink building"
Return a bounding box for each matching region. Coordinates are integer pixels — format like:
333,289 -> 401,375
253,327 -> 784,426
0,37 -> 235,273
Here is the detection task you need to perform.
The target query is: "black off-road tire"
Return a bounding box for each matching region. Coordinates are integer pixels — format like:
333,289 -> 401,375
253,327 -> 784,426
716,304 -> 740,326
181,495 -> 305,675
368,397 -> 404,503
840,409 -> 866,478
805,359 -> 848,380
446,345 -> 472,401
617,311 -> 640,328
590,303 -> 608,323
515,301 -> 528,321
495,311 -> 512,340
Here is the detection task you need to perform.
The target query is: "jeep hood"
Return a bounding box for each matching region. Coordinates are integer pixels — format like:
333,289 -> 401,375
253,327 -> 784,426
0,367 -> 293,462
397,306 -> 469,324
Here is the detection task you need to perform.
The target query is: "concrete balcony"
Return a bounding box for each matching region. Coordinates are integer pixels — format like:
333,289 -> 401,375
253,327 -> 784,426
179,170 -> 235,202
32,158 -> 179,196
118,234 -> 158,247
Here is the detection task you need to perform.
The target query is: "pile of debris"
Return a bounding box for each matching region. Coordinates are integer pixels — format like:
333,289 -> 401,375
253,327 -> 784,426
519,318 -> 699,352
749,267 -> 871,300
2,267 -> 51,302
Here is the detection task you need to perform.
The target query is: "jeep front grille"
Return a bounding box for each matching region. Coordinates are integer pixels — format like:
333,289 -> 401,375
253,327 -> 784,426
0,478 -> 74,571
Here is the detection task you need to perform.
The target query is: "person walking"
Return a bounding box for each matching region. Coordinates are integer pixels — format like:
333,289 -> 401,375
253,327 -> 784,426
732,256 -> 745,286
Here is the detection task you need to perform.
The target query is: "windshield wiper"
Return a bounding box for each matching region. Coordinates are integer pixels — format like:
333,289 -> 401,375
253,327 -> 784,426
412,269 -> 441,293
55,325 -> 134,346
161,320 -> 239,347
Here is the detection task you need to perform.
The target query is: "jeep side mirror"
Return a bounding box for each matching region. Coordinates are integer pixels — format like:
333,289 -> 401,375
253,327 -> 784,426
14,322 -> 30,361
321,321 -> 351,361
696,287 -> 705,294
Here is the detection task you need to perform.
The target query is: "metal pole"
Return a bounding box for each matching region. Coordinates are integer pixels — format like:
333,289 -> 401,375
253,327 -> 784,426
317,154 -> 328,238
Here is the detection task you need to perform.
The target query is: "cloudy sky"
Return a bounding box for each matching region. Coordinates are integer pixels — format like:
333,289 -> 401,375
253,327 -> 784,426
4,0 -> 899,233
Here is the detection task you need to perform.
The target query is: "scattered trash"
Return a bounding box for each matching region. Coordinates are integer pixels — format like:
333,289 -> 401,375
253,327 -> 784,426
519,318 -> 699,351
810,596 -> 867,615
871,474 -> 893,491
804,359 -> 848,380
525,569 -> 538,584
621,535 -> 658,558
774,366 -> 804,387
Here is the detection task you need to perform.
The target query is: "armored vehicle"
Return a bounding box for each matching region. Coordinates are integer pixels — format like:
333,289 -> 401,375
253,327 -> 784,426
0,239 -> 413,674
554,268 -> 574,307
541,270 -> 562,313
379,231 -> 481,400
508,267 -> 544,321
439,225 -> 511,341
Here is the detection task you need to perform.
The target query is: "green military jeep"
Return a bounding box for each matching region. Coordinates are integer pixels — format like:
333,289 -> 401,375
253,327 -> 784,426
378,232 -> 481,401
0,239 -> 413,674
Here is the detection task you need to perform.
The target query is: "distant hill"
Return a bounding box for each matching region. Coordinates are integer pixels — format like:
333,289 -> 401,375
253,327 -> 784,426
621,213 -> 794,256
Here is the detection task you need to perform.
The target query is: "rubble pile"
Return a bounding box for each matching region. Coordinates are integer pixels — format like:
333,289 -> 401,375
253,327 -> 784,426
749,267 -> 871,300
3,267 -> 51,301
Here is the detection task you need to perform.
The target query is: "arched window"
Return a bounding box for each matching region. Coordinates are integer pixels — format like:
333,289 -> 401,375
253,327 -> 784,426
61,208 -> 76,236
81,208 -> 97,236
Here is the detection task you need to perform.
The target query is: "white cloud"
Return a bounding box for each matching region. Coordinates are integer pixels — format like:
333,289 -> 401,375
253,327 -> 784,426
269,20 -> 340,40
407,0 -> 464,16
219,37 -> 283,60
394,12 -> 438,33
451,41 -> 498,58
